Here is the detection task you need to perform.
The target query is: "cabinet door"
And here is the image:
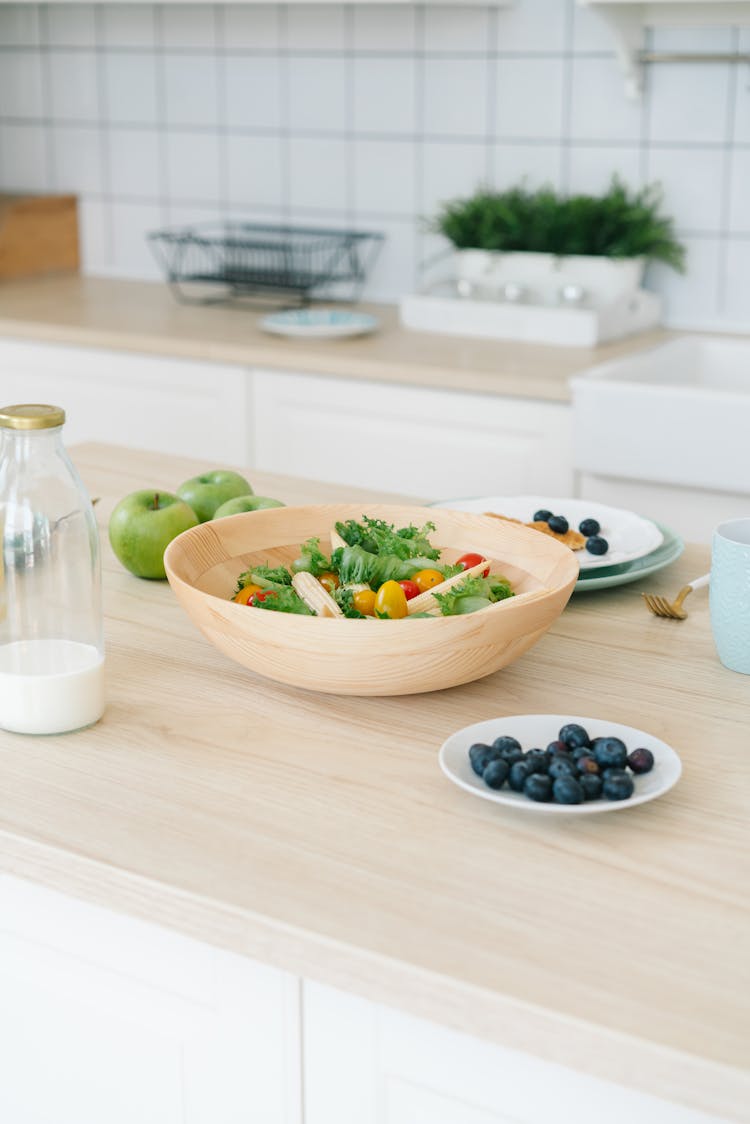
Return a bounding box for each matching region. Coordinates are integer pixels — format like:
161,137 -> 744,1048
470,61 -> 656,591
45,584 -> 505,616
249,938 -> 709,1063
0,874 -> 301,1124
303,982 -> 722,1124
252,370 -> 571,499
0,340 -> 249,464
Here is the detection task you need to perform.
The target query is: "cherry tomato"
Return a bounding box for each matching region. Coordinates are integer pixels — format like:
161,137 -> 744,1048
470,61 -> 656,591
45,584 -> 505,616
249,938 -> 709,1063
318,571 -> 340,594
456,552 -> 490,577
353,588 -> 377,616
398,580 -> 420,601
374,580 -> 408,620
233,584 -> 262,605
412,568 -> 444,594
251,589 -> 277,606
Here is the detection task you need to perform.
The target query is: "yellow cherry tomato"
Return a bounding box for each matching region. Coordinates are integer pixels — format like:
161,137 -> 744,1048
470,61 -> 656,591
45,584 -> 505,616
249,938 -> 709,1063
412,568 -> 444,594
233,583 -> 262,605
318,571 -> 340,594
374,580 -> 408,620
352,588 -> 377,616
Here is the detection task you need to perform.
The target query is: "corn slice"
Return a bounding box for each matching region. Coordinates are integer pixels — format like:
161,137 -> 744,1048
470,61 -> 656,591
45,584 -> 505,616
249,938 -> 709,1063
407,560 -> 492,616
330,527 -> 348,552
292,572 -> 343,618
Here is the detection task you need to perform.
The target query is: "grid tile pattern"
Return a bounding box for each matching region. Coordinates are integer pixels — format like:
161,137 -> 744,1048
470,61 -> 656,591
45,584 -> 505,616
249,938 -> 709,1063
0,1 -> 748,327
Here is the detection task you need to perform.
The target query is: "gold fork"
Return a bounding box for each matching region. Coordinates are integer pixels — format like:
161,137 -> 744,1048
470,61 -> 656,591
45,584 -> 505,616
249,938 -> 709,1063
642,573 -> 710,620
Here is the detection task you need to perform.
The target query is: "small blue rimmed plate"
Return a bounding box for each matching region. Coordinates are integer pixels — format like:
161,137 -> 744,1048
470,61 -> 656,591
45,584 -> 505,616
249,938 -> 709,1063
260,308 -> 379,339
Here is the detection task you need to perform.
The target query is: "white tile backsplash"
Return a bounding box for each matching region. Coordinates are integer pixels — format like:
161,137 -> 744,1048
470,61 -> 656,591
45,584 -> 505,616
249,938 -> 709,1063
495,57 -> 565,141
288,56 -> 347,132
0,0 -> 746,332
423,58 -> 489,138
0,51 -> 45,118
352,57 -> 416,135
163,54 -> 219,127
104,52 -> 159,125
48,50 -> 100,121
51,124 -> 104,194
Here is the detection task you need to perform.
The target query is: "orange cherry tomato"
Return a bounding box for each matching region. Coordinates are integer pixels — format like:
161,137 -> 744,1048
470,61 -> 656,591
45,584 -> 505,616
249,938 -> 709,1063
398,579 -> 420,601
352,588 -> 377,616
233,583 -> 262,605
412,568 -> 444,594
318,571 -> 340,594
374,580 -> 408,620
456,552 -> 490,577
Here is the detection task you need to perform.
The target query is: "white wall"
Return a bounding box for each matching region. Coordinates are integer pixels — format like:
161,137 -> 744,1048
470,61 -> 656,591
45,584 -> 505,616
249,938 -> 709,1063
0,2 -> 748,329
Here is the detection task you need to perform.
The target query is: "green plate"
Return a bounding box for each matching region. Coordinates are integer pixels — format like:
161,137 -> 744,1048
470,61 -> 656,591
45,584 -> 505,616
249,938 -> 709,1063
573,523 -> 684,592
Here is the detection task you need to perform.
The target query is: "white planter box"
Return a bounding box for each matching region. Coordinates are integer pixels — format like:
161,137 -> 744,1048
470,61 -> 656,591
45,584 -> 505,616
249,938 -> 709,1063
455,250 -> 646,308
400,289 -> 661,347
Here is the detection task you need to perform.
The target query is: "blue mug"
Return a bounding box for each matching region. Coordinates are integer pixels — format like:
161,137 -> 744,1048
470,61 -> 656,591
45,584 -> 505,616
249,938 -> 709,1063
711,517 -> 750,675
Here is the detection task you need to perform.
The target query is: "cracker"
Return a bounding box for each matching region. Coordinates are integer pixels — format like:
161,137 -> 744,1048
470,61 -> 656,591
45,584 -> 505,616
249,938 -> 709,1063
484,511 -> 585,551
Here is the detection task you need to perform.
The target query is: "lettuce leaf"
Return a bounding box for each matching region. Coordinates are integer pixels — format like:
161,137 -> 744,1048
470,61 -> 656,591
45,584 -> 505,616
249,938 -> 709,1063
332,544 -> 439,587
334,517 -> 440,562
291,536 -> 331,577
434,574 -> 514,616
252,587 -> 313,615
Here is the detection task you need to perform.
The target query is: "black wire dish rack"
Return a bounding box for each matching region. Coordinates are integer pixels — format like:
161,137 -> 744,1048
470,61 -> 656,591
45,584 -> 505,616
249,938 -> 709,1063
148,222 -> 384,306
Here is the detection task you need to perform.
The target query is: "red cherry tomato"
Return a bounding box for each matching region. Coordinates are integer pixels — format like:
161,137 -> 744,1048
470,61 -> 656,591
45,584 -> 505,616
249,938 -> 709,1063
456,552 -> 490,577
398,580 -> 420,601
251,589 -> 277,605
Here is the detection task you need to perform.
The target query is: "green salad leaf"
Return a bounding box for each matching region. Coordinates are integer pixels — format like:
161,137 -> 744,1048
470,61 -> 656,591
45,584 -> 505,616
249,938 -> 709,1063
333,586 -> 367,619
291,536 -> 331,577
236,564 -> 292,594
332,544 -> 440,587
252,587 -> 313,615
335,517 -> 440,561
434,574 -> 514,616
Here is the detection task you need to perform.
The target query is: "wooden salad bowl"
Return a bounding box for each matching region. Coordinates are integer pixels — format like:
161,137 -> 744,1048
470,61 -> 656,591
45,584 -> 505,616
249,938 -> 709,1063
164,504 -> 579,696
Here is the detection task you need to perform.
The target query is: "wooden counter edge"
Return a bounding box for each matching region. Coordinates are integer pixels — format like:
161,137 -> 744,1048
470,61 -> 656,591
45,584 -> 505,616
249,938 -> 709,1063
1,829 -> 745,1122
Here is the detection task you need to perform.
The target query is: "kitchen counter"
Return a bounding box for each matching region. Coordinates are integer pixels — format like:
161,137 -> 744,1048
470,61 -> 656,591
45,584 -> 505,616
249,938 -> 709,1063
0,276 -> 671,402
0,443 -> 748,1121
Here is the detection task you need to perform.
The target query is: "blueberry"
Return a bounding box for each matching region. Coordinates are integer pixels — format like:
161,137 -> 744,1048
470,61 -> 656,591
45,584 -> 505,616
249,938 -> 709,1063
579,518 -> 601,537
579,774 -> 603,801
524,749 -> 549,774
509,760 -> 533,792
546,739 -> 568,755
559,723 -> 590,749
548,514 -> 569,535
523,774 -> 553,802
586,536 -> 609,556
548,755 -> 578,780
492,735 -> 522,753
483,758 -> 509,790
500,747 -> 524,766
602,771 -> 635,801
533,508 -> 553,522
553,776 -> 584,804
469,742 -> 499,777
628,747 -> 655,775
593,736 -> 628,770
576,754 -> 600,775
570,744 -> 594,760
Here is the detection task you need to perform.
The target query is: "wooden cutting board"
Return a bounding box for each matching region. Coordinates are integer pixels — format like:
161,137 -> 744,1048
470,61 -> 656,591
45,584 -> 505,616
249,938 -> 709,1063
0,193 -> 79,280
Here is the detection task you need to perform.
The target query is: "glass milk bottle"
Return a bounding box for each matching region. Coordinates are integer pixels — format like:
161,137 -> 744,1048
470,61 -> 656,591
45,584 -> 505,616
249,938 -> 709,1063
0,405 -> 104,734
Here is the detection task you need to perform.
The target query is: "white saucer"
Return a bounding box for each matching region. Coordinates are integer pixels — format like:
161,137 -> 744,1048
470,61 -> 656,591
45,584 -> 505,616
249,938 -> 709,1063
260,308 -> 379,339
430,496 -> 664,570
439,714 -> 682,816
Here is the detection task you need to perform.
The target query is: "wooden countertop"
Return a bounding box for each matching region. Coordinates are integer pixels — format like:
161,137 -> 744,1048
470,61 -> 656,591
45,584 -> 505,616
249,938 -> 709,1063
0,443 -> 747,1121
0,276 -> 671,402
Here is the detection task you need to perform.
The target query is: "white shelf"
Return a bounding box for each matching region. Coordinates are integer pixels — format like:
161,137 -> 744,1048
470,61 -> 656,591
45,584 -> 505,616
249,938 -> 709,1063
579,1 -> 750,96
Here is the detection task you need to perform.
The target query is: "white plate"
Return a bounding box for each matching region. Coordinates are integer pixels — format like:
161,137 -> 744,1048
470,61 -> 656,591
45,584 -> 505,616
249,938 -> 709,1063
430,496 -> 664,570
439,714 -> 682,816
260,308 -> 379,339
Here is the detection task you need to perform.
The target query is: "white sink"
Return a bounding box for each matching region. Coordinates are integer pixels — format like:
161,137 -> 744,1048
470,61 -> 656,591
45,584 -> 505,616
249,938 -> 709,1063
571,337 -> 750,495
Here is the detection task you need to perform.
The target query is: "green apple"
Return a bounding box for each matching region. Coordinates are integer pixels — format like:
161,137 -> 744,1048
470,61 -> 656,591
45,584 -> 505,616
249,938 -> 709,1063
109,490 -> 198,580
213,495 -> 285,519
176,470 -> 253,523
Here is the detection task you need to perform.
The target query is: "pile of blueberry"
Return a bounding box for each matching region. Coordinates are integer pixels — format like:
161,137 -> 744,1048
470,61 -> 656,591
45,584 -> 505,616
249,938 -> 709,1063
468,723 -> 655,805
533,509 -> 609,557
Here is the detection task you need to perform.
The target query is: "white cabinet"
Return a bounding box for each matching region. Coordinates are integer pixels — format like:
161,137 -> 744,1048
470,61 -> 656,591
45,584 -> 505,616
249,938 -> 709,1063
303,981 -> 722,1124
0,339 -> 249,464
252,370 -> 572,499
0,874 -> 301,1124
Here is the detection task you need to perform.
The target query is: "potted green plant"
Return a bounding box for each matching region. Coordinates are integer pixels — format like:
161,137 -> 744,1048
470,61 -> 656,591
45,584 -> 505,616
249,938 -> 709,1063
434,180 -> 684,306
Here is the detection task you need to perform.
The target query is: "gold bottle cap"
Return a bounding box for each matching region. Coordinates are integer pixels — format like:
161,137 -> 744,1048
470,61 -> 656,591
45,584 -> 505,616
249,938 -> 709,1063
0,404 -> 66,430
